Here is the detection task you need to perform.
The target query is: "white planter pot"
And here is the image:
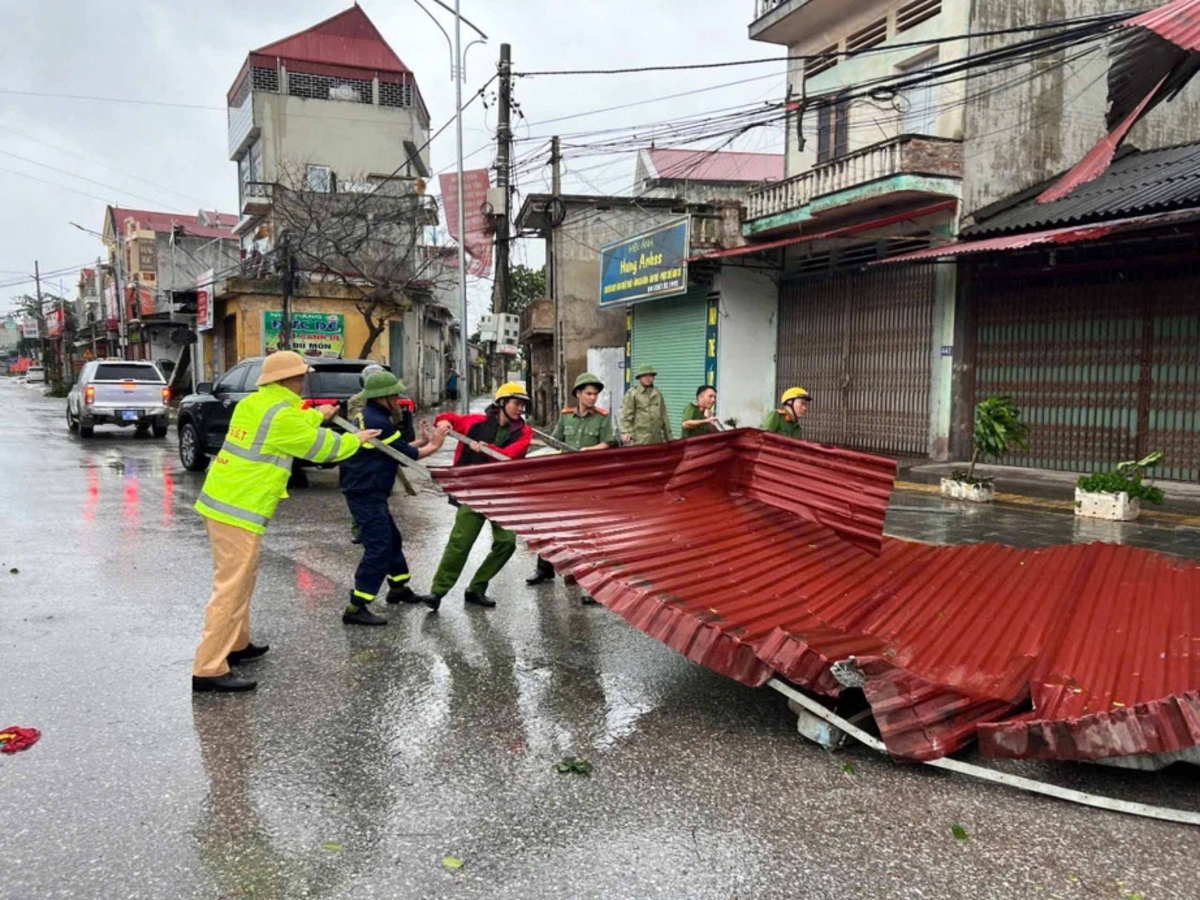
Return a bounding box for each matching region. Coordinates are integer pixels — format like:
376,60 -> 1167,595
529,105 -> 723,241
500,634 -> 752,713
1075,488 -> 1140,521
940,478 -> 995,503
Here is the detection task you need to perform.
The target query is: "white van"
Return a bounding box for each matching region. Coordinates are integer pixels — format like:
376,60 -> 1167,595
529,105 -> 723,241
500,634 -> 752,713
25,366 -> 46,384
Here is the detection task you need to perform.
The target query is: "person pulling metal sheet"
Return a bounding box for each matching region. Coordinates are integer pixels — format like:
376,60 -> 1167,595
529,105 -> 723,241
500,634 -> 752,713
761,387 -> 811,439
191,351 -> 380,693
413,382 -> 534,609
526,372 -> 618,600
338,371 -> 450,625
620,364 -> 672,445
681,385 -> 721,437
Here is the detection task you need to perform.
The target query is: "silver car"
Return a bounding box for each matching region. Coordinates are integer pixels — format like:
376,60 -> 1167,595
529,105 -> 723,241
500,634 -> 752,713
67,360 -> 171,438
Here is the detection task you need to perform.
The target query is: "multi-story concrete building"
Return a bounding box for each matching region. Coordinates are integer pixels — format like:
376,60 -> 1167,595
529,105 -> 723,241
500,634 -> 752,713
215,5 -> 450,404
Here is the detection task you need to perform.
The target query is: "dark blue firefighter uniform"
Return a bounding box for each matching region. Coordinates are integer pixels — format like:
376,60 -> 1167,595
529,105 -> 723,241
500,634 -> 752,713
339,402 -> 420,607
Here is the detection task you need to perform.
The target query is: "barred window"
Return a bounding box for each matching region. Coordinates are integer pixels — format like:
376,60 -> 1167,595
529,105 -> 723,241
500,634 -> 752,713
379,81 -> 414,108
287,71 -> 373,104
251,66 -> 279,93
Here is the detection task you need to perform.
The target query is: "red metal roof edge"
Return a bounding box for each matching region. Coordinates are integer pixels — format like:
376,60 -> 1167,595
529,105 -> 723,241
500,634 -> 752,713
1122,0 -> 1200,52
251,5 -> 411,72
690,199 -> 957,261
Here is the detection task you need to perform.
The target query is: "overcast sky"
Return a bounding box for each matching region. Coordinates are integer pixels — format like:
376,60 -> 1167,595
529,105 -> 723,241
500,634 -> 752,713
0,0 -> 783,316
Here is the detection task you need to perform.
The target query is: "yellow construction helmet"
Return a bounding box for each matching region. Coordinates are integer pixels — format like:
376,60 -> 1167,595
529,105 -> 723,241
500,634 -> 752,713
495,381 -> 530,403
781,387 -> 811,403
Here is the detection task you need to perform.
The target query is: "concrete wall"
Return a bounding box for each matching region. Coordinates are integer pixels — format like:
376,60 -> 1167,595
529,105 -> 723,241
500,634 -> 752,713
963,0 -> 1200,217
587,346 -> 626,427
714,264 -> 779,429
255,90 -> 429,184
786,0 -> 970,178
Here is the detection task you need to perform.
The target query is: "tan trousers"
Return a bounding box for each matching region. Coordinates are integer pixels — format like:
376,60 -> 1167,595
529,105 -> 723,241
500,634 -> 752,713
193,519 -> 263,678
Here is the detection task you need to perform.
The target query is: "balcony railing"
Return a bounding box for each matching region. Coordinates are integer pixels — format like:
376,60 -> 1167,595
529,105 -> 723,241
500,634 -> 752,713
746,134 -> 962,222
519,299 -> 554,341
754,0 -> 792,18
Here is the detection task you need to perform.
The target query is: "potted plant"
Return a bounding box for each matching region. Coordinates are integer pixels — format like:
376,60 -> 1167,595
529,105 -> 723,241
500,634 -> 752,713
941,395 -> 1029,503
1075,452 -> 1165,521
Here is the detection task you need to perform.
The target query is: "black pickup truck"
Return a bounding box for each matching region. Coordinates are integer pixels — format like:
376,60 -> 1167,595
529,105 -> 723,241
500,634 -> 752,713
176,357 -> 415,472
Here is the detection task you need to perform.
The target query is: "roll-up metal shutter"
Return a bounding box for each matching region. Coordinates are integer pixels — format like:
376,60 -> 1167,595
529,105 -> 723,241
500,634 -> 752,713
777,266 -> 935,456
630,290 -> 709,435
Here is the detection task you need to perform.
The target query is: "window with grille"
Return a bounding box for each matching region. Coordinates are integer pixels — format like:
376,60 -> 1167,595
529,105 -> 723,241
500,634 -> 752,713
252,66 -> 279,93
805,44 -> 839,81
287,72 -> 373,104
847,18 -> 888,54
379,81 -> 414,108
897,0 -> 941,33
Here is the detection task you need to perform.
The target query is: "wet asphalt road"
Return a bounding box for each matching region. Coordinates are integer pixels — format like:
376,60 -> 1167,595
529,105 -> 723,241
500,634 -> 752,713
2,377 -> 1199,900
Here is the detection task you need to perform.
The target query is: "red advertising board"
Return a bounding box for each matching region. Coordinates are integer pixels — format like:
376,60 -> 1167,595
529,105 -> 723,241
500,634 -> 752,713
197,269 -> 214,332
439,169 -> 493,277
46,308 -> 65,338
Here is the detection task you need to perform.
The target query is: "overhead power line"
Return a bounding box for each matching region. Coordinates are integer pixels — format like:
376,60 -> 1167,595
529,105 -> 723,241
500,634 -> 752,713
512,11 -> 1130,77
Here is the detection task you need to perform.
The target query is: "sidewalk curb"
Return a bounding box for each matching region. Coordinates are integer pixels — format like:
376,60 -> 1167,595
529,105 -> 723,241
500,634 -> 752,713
894,480 -> 1200,529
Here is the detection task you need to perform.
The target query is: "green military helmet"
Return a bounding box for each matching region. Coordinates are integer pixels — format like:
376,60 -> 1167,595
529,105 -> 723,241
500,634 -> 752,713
572,372 -> 605,394
634,364 -> 657,378
360,371 -> 406,399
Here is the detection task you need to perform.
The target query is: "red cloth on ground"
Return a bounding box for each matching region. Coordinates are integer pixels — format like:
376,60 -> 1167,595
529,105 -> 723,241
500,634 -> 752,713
0,726 -> 40,753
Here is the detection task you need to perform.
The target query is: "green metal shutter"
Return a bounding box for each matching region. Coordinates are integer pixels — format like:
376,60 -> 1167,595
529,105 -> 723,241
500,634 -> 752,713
630,290 -> 708,435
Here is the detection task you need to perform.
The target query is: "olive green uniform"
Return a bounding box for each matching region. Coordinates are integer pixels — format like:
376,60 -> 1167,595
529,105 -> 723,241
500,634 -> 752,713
621,384 -> 672,445
552,406 -> 616,450
761,409 -> 803,440
681,402 -> 719,438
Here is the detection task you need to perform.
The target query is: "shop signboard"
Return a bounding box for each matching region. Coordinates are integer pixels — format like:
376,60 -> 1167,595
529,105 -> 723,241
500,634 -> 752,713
263,312 -> 345,358
196,269 -> 214,332
599,219 -> 689,309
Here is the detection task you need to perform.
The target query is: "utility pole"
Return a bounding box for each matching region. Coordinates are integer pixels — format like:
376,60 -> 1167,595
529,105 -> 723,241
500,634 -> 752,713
550,136 -> 566,411
491,42 -> 513,388
453,0 -> 470,413
34,260 -> 46,377
92,260 -> 101,357
113,236 -> 129,358
279,235 -> 294,351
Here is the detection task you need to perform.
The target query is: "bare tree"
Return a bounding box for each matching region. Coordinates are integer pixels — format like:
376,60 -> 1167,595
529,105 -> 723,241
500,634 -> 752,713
267,166 -> 452,358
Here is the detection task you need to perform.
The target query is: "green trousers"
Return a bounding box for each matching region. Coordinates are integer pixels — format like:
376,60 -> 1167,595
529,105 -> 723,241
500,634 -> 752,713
430,504 -> 517,596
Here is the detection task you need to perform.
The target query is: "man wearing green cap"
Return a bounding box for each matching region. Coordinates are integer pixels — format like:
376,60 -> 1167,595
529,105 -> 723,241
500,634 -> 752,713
526,372 -> 617,595
338,371 -> 450,625
620,364 -> 672,445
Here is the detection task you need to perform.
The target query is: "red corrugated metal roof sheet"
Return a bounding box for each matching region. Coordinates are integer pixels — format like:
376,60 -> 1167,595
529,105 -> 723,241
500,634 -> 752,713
1123,0 -> 1200,51
646,148 -> 784,184
252,5 -> 411,75
432,430 -> 1200,763
110,207 -> 237,241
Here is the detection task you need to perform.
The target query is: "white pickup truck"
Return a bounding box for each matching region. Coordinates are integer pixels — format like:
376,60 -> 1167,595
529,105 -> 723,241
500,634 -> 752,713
67,360 -> 171,438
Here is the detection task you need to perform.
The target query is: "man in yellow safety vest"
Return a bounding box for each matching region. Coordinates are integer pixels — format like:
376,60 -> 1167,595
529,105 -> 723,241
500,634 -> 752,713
191,350 -> 381,693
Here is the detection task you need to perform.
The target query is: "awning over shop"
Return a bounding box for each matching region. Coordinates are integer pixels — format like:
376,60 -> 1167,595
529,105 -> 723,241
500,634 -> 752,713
877,208 -> 1200,264
688,199 -> 957,262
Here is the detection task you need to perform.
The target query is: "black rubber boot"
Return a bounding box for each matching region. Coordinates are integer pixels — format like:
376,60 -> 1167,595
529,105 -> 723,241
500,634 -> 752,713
464,591 -> 498,608
343,605 -> 388,626
192,674 -> 257,693
526,557 -> 556,585
227,642 -> 270,664
413,592 -> 443,612
385,584 -> 419,605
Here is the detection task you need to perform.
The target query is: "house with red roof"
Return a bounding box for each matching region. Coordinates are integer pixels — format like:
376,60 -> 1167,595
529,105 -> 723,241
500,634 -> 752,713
634,148 -> 784,202
212,5 -> 450,406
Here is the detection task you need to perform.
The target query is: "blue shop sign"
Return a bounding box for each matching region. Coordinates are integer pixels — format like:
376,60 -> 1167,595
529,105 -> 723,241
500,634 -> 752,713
599,219 -> 689,308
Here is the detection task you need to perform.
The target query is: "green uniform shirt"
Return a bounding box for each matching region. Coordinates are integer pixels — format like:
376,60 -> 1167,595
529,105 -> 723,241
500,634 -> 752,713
681,402 -> 719,438
620,384 -> 672,445
551,406 -> 615,450
762,408 -> 803,440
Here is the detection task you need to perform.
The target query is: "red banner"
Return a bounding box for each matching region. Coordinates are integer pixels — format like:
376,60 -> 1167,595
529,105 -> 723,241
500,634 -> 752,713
46,308 -> 65,338
439,169 -> 493,277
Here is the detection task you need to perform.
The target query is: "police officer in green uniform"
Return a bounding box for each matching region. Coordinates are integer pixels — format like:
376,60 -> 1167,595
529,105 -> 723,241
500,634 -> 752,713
620,364 -> 672,445
761,387 -> 811,439
527,373 -> 618,599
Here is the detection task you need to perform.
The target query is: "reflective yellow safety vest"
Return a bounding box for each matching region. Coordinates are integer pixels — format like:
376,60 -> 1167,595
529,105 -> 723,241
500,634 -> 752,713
195,382 -> 362,534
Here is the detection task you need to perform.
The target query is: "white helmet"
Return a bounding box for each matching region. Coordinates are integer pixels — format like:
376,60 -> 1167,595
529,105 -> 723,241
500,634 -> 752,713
360,363 -> 386,387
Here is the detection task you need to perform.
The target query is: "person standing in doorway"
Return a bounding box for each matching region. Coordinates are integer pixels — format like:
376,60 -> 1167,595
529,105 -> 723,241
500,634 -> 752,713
620,364 -> 672,445
191,351 -> 380,693
681,385 -> 720,437
761,387 -> 811,439
446,367 -> 461,406
414,383 -> 533,609
526,372 -> 618,601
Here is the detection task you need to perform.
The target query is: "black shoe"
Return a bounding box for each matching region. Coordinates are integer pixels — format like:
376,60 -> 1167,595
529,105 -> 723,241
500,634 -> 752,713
192,674 -> 257,693
581,595 -> 599,606
413,592 -> 443,612
526,570 -> 555,586
227,642 -> 270,664
342,606 -> 388,626
464,591 -> 498,608
386,585 -> 418,605
350,531 -> 363,545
